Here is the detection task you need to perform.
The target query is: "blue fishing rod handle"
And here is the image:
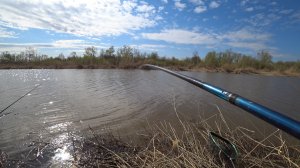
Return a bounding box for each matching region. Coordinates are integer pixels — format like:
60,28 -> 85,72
200,82 -> 300,139
235,97 -> 300,139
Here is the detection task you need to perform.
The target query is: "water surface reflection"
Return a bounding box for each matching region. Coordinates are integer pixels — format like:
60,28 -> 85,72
0,69 -> 300,167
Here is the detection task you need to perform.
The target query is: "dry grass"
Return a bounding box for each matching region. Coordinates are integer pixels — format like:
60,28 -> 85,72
60,110 -> 300,168
1,111 -> 300,168
73,103 -> 299,168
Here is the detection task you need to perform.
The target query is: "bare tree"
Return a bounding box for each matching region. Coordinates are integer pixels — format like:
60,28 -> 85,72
58,53 -> 65,60
257,50 -> 273,69
105,46 -> 115,58
69,51 -> 77,58
84,46 -> 97,57
25,47 -> 36,62
191,51 -> 201,65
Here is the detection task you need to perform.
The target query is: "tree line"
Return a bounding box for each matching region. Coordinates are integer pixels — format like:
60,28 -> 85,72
0,46 -> 299,73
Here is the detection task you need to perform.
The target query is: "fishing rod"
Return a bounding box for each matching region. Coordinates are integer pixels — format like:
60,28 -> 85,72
141,64 -> 300,139
0,84 -> 41,116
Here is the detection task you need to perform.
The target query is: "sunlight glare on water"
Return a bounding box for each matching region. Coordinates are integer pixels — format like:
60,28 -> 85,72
47,122 -> 77,167
50,133 -> 74,167
53,146 -> 72,161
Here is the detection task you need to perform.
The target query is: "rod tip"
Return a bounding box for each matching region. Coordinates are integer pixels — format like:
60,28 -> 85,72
139,64 -> 153,70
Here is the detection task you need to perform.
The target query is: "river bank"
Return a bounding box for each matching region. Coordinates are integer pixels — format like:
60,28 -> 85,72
1,62 -> 299,77
1,113 -> 299,168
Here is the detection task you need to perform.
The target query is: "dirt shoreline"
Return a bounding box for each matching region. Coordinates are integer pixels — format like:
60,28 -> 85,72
0,63 -> 299,77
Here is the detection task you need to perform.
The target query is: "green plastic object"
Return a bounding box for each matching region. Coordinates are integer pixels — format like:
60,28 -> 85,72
208,131 -> 239,160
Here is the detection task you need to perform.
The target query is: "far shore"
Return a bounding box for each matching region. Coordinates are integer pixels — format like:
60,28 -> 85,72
1,63 -> 299,77
1,47 -> 300,77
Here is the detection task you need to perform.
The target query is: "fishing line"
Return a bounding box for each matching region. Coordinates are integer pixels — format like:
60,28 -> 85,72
0,84 -> 41,116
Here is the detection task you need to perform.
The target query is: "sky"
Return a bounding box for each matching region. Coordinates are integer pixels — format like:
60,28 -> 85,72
0,0 -> 300,61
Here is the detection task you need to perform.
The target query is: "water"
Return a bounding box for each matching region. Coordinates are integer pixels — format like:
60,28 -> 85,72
0,69 -> 300,165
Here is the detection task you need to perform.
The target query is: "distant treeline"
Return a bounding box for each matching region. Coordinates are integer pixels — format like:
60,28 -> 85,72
0,46 -> 299,74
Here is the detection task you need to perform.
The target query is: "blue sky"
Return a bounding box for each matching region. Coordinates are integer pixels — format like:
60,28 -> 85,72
0,0 -> 300,61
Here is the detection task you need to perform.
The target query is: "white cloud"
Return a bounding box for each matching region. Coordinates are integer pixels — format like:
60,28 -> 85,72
142,28 -> 273,52
279,9 -> 293,15
221,28 -> 272,51
161,0 -> 168,3
0,43 -> 52,48
158,6 -> 164,12
0,27 -> 17,38
290,11 -> 300,23
189,0 -> 204,5
140,44 -> 166,48
241,0 -> 248,6
142,29 -> 217,45
209,1 -> 220,9
194,6 -> 207,13
122,1 -> 137,12
52,40 -> 94,48
155,16 -> 164,21
0,0 -> 158,37
131,44 -> 167,51
174,0 -> 186,11
221,28 -> 271,42
242,13 -> 281,27
136,3 -> 155,13
0,40 -> 107,53
226,41 -> 268,51
245,7 -> 254,12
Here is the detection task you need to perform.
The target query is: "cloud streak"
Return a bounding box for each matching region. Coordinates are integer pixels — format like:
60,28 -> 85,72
0,39 -> 107,53
142,29 -> 217,45
130,44 -> 167,51
142,28 -> 273,52
0,26 -> 17,38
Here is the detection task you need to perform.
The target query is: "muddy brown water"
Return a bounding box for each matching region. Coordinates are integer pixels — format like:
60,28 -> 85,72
0,69 -> 300,166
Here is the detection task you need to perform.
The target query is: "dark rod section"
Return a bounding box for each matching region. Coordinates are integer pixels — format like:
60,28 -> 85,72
141,64 -> 300,139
